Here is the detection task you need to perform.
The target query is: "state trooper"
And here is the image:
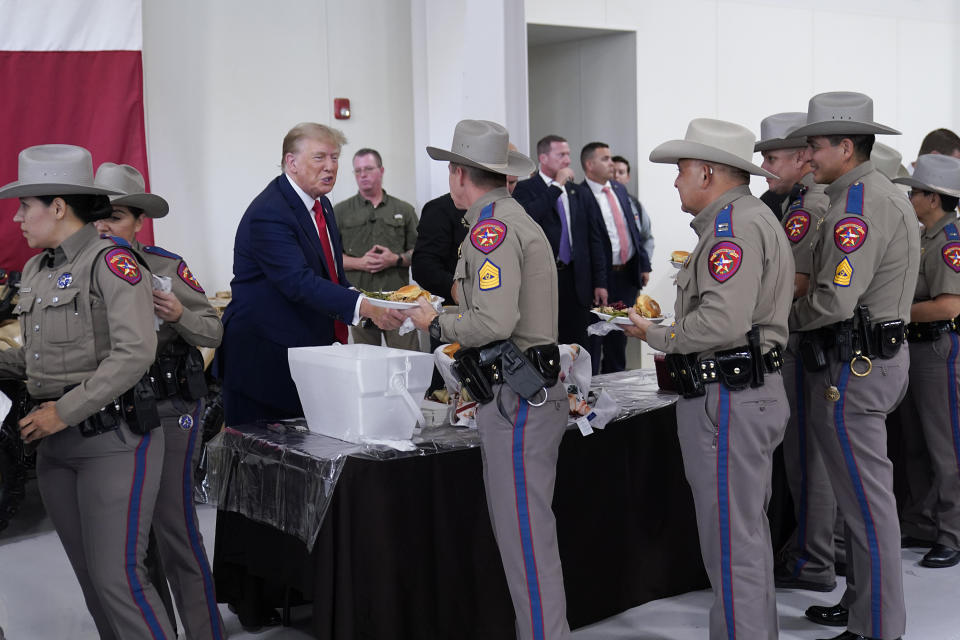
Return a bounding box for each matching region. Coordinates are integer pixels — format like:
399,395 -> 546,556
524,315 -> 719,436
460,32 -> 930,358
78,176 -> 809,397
93,163 -> 227,639
790,91 -> 919,640
0,145 -> 174,638
757,112 -> 840,592
892,154 -> 960,569
625,118 -> 794,640
405,120 -> 570,640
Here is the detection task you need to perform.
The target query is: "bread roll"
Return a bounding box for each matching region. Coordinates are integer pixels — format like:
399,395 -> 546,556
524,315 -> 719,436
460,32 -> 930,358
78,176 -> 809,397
634,294 -> 661,318
442,342 -> 461,358
389,284 -> 430,302
670,250 -> 690,263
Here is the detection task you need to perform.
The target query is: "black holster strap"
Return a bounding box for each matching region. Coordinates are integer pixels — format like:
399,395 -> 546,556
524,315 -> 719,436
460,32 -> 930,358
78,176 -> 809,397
907,320 -> 956,342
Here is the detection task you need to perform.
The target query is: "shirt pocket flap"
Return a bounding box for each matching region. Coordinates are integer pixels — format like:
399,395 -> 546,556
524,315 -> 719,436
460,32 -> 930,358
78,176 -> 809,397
38,288 -> 79,309
15,292 -> 35,315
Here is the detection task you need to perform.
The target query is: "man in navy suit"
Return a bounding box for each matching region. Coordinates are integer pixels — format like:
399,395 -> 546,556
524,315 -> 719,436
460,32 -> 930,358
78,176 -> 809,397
219,122 -> 403,427
581,141 -> 651,374
512,134 -> 608,347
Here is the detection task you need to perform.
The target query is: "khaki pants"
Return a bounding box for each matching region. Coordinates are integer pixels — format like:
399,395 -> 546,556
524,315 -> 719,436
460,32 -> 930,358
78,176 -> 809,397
350,323 -> 421,351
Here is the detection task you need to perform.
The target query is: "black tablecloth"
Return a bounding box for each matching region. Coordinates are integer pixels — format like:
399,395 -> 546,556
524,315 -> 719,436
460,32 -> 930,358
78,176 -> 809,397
213,403 -> 710,639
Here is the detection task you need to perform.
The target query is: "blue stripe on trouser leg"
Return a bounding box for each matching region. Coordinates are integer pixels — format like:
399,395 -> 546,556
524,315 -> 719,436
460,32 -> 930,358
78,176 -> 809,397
794,357 -> 810,577
717,386 -> 736,640
180,402 -> 225,639
512,398 -> 545,640
833,366 -> 883,637
125,431 -> 168,640
948,334 -> 960,476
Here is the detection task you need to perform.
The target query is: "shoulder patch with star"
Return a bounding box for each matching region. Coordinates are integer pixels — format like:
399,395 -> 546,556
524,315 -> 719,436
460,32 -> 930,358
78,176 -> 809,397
784,210 -> 811,244
104,248 -> 142,285
942,242 -> 960,273
834,217 -> 868,253
178,261 -> 205,293
471,219 -> 507,254
707,241 -> 742,283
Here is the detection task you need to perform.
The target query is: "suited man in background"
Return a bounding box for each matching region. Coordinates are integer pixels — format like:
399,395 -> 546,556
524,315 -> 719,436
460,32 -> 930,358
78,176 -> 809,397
582,141 -> 651,373
512,134 -> 608,347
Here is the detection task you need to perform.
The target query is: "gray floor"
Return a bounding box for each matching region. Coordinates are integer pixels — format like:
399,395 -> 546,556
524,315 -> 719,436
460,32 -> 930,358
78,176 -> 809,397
1,481 -> 958,639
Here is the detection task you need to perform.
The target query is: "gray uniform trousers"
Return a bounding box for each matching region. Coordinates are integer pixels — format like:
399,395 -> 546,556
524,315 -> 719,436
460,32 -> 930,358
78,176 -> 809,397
350,324 -> 421,351
37,422 -> 175,639
780,338 -> 838,584
476,381 -> 570,640
806,347 -> 908,640
904,336 -> 960,549
676,373 -> 788,640
152,396 -> 226,639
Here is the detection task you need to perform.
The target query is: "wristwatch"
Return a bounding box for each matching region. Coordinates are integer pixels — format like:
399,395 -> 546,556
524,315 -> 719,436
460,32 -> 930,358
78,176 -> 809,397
429,315 -> 442,341
396,255 -> 404,268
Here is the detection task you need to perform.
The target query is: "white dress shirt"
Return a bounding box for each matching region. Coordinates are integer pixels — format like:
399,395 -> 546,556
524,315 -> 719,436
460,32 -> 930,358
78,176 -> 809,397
585,177 -> 634,266
540,170 -> 574,248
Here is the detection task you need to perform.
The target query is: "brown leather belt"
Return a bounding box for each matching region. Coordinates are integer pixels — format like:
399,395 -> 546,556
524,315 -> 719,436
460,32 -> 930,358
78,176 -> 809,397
611,264 -> 627,272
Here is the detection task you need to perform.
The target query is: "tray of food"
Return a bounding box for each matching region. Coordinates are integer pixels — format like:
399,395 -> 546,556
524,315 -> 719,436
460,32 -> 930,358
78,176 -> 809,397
592,294 -> 666,325
361,284 -> 444,309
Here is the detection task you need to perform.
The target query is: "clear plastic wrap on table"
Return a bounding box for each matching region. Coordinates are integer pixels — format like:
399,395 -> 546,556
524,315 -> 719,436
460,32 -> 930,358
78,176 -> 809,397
205,369 -> 676,549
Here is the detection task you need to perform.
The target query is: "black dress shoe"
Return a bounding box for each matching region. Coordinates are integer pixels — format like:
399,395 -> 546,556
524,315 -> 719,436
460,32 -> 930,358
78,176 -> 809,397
227,603 -> 282,632
921,543 -> 960,568
775,572 -> 836,592
805,603 -> 848,627
815,632 -> 900,640
901,534 -> 935,548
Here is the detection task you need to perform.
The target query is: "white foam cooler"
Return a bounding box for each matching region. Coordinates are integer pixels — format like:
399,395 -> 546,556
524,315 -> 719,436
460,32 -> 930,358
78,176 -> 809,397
288,343 -> 435,443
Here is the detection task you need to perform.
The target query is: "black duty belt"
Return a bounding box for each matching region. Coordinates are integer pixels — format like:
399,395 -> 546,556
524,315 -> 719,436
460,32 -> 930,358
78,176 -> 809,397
450,341 -> 560,406
665,345 -> 782,399
797,305 -> 905,374
906,320 -> 956,342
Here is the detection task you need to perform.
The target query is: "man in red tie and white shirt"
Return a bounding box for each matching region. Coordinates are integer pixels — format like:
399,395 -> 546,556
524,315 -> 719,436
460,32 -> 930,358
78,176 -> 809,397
581,141 -> 651,374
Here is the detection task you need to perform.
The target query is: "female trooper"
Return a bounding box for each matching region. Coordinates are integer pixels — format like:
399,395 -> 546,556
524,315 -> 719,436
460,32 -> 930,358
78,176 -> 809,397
893,153 -> 960,569
93,162 -> 226,639
0,144 -> 174,638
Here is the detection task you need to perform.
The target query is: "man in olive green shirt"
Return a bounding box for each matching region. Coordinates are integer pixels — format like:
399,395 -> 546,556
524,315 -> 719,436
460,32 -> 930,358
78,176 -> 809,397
334,148 -> 420,349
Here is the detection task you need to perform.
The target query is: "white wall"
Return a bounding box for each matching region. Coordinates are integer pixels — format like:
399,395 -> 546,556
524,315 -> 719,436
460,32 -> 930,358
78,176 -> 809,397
527,0 -> 960,360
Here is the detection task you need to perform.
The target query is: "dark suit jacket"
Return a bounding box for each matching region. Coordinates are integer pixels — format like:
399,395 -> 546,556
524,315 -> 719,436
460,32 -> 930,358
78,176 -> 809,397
411,193 -> 467,300
512,176 -> 608,307
218,175 -> 360,418
583,179 -> 651,289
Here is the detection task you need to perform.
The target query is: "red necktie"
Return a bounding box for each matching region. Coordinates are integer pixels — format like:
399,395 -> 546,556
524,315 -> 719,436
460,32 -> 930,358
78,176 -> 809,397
603,186 -> 631,264
312,200 -> 349,344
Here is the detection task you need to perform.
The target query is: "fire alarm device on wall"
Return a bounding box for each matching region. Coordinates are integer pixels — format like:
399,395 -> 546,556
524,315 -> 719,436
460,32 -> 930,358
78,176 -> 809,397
334,98 -> 351,119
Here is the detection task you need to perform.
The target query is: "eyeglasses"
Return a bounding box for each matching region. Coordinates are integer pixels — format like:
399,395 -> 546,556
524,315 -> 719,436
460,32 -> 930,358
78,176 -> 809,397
353,167 -> 380,175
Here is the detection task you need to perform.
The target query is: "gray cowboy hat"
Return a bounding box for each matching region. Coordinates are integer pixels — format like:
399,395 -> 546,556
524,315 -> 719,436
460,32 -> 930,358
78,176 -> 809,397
650,118 -> 777,179
755,112 -> 809,152
94,163 -> 169,218
426,119 -> 535,177
870,142 -> 909,181
0,144 -> 122,199
893,154 -> 960,198
790,91 -> 900,137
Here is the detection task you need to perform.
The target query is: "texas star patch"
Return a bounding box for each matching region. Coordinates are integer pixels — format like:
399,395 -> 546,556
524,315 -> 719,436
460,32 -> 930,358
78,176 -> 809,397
834,217 -> 868,253
104,248 -> 142,285
478,259 -> 501,291
943,242 -> 960,273
707,241 -> 742,283
178,261 -> 204,293
834,257 -> 854,287
471,219 -> 507,254
784,210 -> 811,244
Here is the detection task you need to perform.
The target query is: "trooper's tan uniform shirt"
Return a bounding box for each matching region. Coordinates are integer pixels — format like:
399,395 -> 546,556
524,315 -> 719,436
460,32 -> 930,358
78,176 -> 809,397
914,214 -> 960,302
783,172 -> 829,275
646,184 -> 794,356
790,161 -> 919,330
438,186 -> 558,349
0,223 -> 156,422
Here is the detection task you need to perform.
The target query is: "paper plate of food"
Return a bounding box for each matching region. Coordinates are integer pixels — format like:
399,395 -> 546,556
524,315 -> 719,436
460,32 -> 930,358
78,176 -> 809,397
668,250 -> 690,269
592,294 -> 667,325
361,285 -> 444,309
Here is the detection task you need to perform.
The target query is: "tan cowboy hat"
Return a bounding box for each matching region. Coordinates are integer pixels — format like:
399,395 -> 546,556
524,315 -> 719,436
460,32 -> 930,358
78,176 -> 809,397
94,163 -> 169,218
870,142 -> 908,181
790,91 -> 900,137
427,119 -> 535,177
754,112 -> 809,152
893,154 -> 960,198
0,144 -> 122,199
650,118 -> 777,179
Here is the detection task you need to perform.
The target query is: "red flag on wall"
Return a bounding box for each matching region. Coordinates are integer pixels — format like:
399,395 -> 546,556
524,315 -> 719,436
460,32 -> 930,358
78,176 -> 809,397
0,0 -> 153,272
